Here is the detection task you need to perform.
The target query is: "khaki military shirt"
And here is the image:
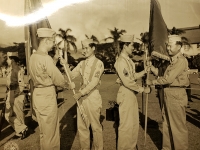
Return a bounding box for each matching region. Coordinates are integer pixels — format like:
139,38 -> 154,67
114,53 -> 144,93
152,52 -> 189,86
70,55 -> 104,95
29,50 -> 66,88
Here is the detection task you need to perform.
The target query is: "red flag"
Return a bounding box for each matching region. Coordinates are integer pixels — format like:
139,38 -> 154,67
149,0 -> 170,60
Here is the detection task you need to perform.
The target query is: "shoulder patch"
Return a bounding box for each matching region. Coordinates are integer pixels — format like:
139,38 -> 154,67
94,71 -> 100,78
123,68 -> 129,77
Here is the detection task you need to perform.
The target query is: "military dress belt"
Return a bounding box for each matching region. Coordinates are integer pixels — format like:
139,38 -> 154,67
163,85 -> 187,88
34,84 -> 54,88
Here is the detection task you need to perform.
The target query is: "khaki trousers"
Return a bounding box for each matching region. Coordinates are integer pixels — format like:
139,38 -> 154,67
77,90 -> 103,150
33,86 -> 60,150
5,91 -> 27,136
162,88 -> 188,150
116,86 -> 139,150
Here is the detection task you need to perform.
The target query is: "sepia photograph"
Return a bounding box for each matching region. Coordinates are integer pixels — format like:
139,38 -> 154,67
0,0 -> 200,149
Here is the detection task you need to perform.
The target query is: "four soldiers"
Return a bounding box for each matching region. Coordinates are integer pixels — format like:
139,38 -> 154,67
114,35 -> 150,149
2,28 -> 192,149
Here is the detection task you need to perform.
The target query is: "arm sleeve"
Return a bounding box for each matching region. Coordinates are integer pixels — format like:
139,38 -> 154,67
134,70 -> 146,79
152,58 -> 186,85
115,59 -> 144,93
71,62 -> 82,79
80,61 -> 104,95
46,56 -> 66,88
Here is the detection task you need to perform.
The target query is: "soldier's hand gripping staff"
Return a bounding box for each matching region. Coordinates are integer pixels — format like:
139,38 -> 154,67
5,52 -> 28,139
58,49 -> 88,129
114,35 -> 151,150
29,28 -> 75,150
147,35 -> 189,150
63,38 -> 104,150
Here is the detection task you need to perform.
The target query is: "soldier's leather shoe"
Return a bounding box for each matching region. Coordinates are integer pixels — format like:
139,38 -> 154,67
21,128 -> 28,140
12,135 -> 21,139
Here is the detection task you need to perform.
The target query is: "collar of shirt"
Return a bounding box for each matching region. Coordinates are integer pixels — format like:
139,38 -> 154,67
36,50 -> 48,55
171,52 -> 182,62
85,55 -> 96,64
121,53 -> 130,61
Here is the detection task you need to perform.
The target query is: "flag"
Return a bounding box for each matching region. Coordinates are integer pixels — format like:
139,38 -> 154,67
149,0 -> 170,61
148,1 -> 175,149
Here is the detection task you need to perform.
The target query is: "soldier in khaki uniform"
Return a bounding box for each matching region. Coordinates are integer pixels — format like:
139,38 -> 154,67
114,35 -> 151,150
5,51 -> 28,139
68,39 -> 104,150
147,35 -> 189,150
29,28 -> 75,150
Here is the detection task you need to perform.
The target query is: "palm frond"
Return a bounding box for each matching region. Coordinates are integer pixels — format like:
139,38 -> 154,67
58,28 -> 67,39
85,34 -> 89,39
65,28 -> 72,33
69,42 -> 78,53
56,34 -> 63,38
118,30 -> 126,35
67,35 -> 77,42
91,35 -> 99,43
104,37 -> 113,40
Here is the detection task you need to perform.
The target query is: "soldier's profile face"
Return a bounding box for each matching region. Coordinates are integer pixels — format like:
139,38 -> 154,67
82,44 -> 94,58
167,42 -> 180,56
126,42 -> 134,56
47,37 -> 56,50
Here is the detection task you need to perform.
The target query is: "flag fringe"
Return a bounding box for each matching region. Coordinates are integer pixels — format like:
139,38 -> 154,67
151,51 -> 170,61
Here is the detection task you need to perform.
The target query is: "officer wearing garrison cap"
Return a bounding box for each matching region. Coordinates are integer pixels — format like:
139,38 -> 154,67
29,28 -> 75,150
147,35 -> 189,150
5,51 -> 28,139
114,35 -> 151,150
65,38 -> 104,149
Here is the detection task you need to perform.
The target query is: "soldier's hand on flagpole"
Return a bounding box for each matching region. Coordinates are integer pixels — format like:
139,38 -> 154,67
59,57 -> 68,66
146,60 -> 152,66
144,65 -> 151,73
66,82 -> 75,90
73,92 -> 82,101
143,86 -> 151,94
146,79 -> 153,85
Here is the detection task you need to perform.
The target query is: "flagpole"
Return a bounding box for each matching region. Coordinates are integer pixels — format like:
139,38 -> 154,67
56,46 -> 88,128
24,0 -> 31,75
144,44 -> 149,146
24,0 -> 36,119
61,61 -> 88,128
148,0 -> 175,149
